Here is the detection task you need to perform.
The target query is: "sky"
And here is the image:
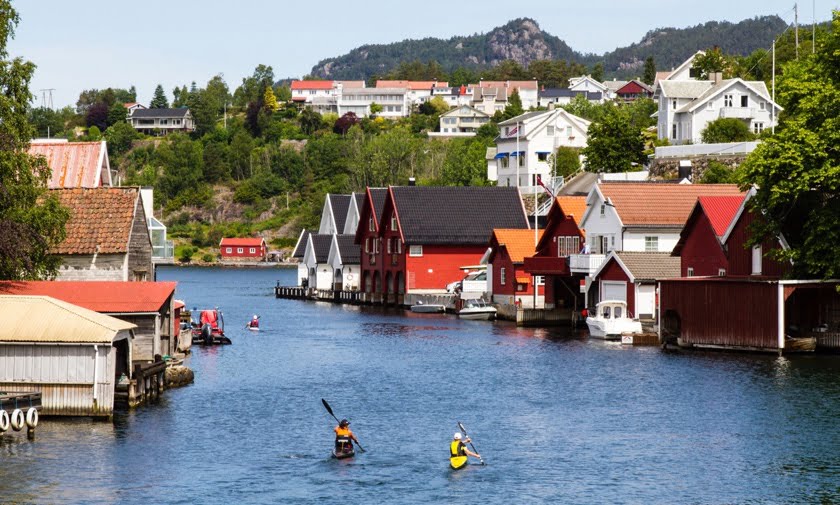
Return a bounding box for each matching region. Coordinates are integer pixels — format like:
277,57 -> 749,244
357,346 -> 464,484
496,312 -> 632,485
9,0 -> 837,109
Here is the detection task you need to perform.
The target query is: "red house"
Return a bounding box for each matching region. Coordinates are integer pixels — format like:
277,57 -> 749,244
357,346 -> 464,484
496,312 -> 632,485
219,237 -> 267,262
358,185 -> 528,304
614,79 -> 654,102
355,188 -> 389,302
589,251 -> 679,319
487,229 -> 543,308
523,196 -> 587,309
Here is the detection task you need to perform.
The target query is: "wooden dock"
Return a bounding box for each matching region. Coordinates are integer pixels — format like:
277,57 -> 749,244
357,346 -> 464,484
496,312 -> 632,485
0,392 -> 42,439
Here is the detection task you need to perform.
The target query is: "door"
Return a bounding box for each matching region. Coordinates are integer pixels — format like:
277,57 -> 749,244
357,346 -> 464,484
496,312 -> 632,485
601,281 -> 627,302
636,284 -> 655,319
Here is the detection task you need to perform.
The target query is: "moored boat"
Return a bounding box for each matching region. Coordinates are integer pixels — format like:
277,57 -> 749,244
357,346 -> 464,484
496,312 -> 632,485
190,308 -> 232,345
458,299 -> 497,320
586,300 -> 642,340
410,301 -> 446,313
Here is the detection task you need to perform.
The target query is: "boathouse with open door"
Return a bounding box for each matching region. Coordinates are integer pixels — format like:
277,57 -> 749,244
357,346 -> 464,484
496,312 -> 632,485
658,278 -> 840,353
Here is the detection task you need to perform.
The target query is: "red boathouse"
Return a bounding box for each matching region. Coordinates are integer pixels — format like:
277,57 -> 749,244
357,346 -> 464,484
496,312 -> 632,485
219,237 -> 267,262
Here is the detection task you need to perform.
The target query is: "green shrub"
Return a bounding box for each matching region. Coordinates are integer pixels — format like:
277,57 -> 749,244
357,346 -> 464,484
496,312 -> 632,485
201,253 -> 215,263
177,245 -> 194,263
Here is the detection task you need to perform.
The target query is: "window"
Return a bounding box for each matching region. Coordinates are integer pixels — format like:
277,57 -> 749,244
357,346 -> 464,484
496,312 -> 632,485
724,94 -> 733,107
365,238 -> 370,254
707,101 -> 713,110
645,236 -> 659,252
546,125 -> 555,136
237,248 -> 243,254
391,216 -> 397,230
409,245 -> 423,257
672,99 -> 677,109
600,204 -> 606,216
249,248 -> 256,254
601,236 -> 610,253
753,122 -> 764,135
395,239 -> 402,254
369,217 -> 375,231
759,101 -> 766,111
672,124 -> 677,139
687,267 -> 694,277
226,247 -> 232,253
374,238 -> 380,254
500,267 -> 506,285
751,245 -> 762,275
602,306 -> 611,319
614,305 -> 623,318
741,95 -> 748,107
534,276 -> 544,285
133,271 -> 148,282
566,126 -> 572,137
718,268 -> 726,277
557,236 -> 580,257
386,239 -> 391,254
500,157 -> 509,168
537,152 -> 549,162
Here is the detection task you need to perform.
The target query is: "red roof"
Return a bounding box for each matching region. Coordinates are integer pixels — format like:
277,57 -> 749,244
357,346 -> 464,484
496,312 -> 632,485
599,183 -> 743,226
375,80 -> 448,90
29,141 -> 108,189
51,187 -> 140,254
291,80 -> 334,90
698,195 -> 745,237
0,281 -> 177,313
219,237 -> 265,247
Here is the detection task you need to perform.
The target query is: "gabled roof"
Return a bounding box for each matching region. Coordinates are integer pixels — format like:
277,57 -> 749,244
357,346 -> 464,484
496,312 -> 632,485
0,281 -> 177,314
587,183 -> 743,227
440,105 -> 489,118
336,80 -> 366,89
51,187 -> 141,255
0,295 -> 136,343
335,234 -> 360,264
554,196 -> 587,227
539,88 -> 602,100
677,79 -> 778,113
568,76 -> 608,92
658,80 -> 713,99
497,109 -> 590,141
376,80 -> 448,90
593,251 -> 680,283
220,237 -> 265,247
292,230 -> 311,258
130,108 -> 190,118
330,194 -> 352,232
491,229 -> 541,263
309,234 -> 333,263
369,188 -> 388,224
476,80 -> 538,90
663,50 -> 704,81
698,195 -> 746,237
291,80 -> 334,90
615,80 -> 654,94
390,186 -> 528,245
28,141 -> 110,189
602,80 -> 629,92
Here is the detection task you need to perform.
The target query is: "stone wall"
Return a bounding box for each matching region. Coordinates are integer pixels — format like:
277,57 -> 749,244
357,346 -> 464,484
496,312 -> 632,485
649,155 -> 747,181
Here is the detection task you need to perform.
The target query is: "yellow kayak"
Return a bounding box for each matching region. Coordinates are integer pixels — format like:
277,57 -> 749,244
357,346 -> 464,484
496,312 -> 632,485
449,455 -> 468,470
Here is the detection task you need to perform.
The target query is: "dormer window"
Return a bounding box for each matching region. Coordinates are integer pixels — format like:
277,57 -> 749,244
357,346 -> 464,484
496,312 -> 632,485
600,204 -> 606,216
369,217 -> 375,231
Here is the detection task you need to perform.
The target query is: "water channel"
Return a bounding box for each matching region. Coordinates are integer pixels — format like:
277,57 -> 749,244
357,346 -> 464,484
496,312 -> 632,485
2,266 -> 840,504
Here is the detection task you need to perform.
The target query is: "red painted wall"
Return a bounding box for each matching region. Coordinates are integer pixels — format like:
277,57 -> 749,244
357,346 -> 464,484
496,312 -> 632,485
491,247 -> 540,297
725,209 -> 788,278
381,206 -> 406,294
595,258 -> 635,316
357,197 -> 382,293
680,211 -> 728,276
405,245 -> 486,290
220,242 -> 266,258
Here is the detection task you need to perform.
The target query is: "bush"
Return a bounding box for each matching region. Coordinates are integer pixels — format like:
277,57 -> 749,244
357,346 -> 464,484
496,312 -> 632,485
700,118 -> 756,144
700,160 -> 741,184
177,245 -> 195,263
201,253 -> 215,263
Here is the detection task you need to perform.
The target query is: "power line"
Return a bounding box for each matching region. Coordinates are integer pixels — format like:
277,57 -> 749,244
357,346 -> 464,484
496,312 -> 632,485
38,88 -> 55,110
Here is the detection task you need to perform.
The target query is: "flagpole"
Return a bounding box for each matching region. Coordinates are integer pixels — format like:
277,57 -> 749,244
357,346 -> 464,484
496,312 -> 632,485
516,121 -> 520,188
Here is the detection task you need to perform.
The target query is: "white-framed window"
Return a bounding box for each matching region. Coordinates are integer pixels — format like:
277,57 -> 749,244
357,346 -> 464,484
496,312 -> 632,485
752,245 -> 762,275
374,238 -> 380,254
409,245 -> 423,257
249,248 -> 256,254
707,101 -> 713,110
546,125 -> 555,136
753,122 -> 764,135
718,268 -> 726,276
687,267 -> 694,277
226,247 -> 232,253
395,239 -> 402,254
740,95 -> 748,107
566,126 -> 572,137
537,152 -> 549,162
645,236 -> 659,252
601,236 -> 610,253
759,101 -> 766,111
600,204 -> 606,216
391,216 -> 397,230
534,275 -> 544,286
369,217 -> 375,231
237,247 -> 243,254
365,238 -> 370,253
724,94 -> 733,107
556,236 -> 580,257
672,124 -> 677,139
500,267 -> 506,285
386,239 -> 391,254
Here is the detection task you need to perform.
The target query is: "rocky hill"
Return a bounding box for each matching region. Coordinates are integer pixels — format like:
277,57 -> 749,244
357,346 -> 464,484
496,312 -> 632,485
309,15 -> 789,79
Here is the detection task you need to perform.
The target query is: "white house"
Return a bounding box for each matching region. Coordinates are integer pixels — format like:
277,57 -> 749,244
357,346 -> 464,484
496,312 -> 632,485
318,194 -> 352,235
338,87 -> 409,118
656,76 -> 781,144
292,230 -> 311,284
431,105 -> 490,137
291,80 -> 337,104
569,76 -> 611,99
328,234 -> 361,291
376,80 -> 447,107
303,234 -> 334,290
432,85 -> 474,108
128,108 -> 195,135
495,109 -> 590,189
538,89 -> 604,107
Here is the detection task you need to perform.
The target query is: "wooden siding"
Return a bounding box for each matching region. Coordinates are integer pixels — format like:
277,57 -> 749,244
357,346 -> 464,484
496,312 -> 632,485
127,196 -> 153,280
118,314 -> 159,361
596,259 -> 636,316
725,209 -> 788,277
680,210 -> 728,277
405,245 -> 486,291
0,344 -> 116,416
660,280 -> 779,349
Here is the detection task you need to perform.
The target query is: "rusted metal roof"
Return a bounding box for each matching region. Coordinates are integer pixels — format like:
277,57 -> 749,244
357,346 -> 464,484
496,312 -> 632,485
51,187 -> 140,255
28,141 -> 109,189
0,281 -> 176,313
0,295 -> 135,343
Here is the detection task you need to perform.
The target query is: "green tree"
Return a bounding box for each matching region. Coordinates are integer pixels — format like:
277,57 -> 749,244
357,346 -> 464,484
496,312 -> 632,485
550,147 -> 582,179
502,89 -> 524,119
104,121 -> 140,157
590,63 -> 604,82
201,140 -> 230,182
740,11 -> 840,279
700,118 -> 755,143
263,87 -> 279,112
582,106 -> 646,173
156,134 -> 203,201
693,47 -> 727,79
150,84 -> 168,108
438,137 -> 492,186
299,108 -> 323,135
106,101 -> 127,127
369,102 -> 383,116
275,85 -> 291,102
699,161 -> 740,184
0,1 -> 69,279
86,125 -> 102,141
643,56 -> 656,85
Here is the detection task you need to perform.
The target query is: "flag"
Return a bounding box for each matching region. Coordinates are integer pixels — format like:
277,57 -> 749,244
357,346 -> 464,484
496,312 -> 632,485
537,175 -> 554,197
508,125 -> 518,136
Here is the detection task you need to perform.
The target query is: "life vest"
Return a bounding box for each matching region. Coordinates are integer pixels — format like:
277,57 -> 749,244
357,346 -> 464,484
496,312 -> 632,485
249,320 -> 259,328
335,426 -> 353,449
449,440 -> 468,470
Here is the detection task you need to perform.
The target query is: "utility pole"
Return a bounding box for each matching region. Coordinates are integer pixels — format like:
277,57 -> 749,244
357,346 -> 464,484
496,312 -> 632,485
39,88 -> 55,110
813,0 -> 816,54
772,40 -> 776,134
795,3 -> 799,59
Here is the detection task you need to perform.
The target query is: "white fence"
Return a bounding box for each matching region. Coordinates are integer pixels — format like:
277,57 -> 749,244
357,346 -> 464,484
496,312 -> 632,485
654,141 -> 760,159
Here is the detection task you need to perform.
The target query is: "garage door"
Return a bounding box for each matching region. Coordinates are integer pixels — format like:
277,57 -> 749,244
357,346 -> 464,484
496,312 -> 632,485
636,284 -> 655,318
601,281 -> 627,302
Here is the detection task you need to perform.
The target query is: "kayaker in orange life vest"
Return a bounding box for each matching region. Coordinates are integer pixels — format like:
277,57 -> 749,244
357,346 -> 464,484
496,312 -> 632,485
334,419 -> 359,452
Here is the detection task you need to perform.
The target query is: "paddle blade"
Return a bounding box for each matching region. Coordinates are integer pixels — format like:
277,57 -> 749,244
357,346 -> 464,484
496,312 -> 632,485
321,398 -> 334,417
457,422 -> 468,435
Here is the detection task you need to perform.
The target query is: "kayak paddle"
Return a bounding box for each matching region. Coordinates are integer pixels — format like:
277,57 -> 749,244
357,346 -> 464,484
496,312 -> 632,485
458,421 -> 485,465
322,398 -> 366,452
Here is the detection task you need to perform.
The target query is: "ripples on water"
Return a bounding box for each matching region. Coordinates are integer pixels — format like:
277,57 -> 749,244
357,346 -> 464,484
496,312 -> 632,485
1,266 -> 839,504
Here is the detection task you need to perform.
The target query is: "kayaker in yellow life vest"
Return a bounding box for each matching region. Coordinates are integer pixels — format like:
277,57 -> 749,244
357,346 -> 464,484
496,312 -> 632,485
450,432 -> 480,469
334,419 -> 358,452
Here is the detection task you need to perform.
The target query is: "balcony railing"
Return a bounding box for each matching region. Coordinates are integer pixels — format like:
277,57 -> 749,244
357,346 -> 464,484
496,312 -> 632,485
152,240 -> 174,260
569,254 -> 606,275
719,107 -> 756,119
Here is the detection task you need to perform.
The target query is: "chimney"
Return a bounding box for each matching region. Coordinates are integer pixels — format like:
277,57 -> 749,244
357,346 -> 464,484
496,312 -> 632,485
712,71 -> 722,84
408,177 -> 416,186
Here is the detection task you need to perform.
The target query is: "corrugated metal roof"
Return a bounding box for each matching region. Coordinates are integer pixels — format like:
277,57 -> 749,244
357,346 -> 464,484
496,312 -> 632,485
219,237 -> 265,247
0,281 -> 176,313
28,141 -> 107,189
698,195 -> 745,238
0,295 -> 135,343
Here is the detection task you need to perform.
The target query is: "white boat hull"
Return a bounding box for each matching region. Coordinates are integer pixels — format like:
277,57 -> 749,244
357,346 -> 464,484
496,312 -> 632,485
586,317 -> 642,339
458,309 -> 497,320
410,304 -> 446,314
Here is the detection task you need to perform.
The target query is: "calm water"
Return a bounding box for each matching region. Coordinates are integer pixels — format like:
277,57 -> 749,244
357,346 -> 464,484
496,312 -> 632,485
2,266 -> 840,504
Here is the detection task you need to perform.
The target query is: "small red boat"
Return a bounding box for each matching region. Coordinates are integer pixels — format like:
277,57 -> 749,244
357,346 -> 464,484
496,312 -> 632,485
191,308 -> 232,345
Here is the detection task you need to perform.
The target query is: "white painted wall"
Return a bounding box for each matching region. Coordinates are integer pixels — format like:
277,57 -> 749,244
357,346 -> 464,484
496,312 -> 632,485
637,284 -> 656,318
581,198 -> 623,254
622,231 -> 680,253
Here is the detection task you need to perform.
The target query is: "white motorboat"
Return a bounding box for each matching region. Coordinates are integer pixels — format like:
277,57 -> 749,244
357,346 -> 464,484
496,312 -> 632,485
586,300 -> 642,339
410,301 -> 446,313
458,299 -> 497,320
